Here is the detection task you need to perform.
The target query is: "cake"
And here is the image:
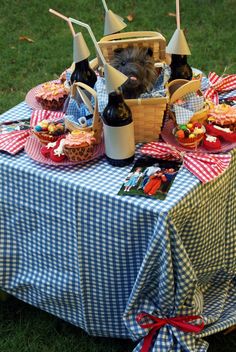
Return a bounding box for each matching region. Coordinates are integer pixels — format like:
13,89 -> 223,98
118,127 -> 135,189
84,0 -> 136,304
63,130 -> 96,161
173,122 -> 205,149
207,103 -> 236,132
205,104 -> 236,142
35,82 -> 68,110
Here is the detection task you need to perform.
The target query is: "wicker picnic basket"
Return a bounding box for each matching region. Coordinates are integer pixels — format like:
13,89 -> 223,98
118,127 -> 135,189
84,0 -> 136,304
64,82 -> 103,145
97,31 -> 168,143
167,79 -> 209,124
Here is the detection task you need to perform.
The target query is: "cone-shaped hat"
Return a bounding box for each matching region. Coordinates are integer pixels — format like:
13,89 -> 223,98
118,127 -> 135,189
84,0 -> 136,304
104,63 -> 128,93
166,29 -> 191,55
73,32 -> 90,63
104,9 -> 127,35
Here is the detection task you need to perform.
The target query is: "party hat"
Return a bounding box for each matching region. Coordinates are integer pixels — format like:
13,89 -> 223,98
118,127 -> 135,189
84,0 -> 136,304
166,29 -> 191,55
69,17 -> 128,94
73,32 -> 90,63
103,63 -> 128,93
104,9 -> 127,35
166,0 -> 191,55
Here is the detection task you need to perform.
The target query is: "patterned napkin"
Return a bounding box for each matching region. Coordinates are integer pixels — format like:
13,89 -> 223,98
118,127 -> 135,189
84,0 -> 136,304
140,142 -> 231,184
204,72 -> 236,104
0,110 -> 65,155
174,92 -> 204,125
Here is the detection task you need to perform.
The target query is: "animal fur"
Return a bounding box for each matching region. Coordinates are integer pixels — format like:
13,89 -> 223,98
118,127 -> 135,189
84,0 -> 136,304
169,54 -> 193,81
110,46 -> 157,99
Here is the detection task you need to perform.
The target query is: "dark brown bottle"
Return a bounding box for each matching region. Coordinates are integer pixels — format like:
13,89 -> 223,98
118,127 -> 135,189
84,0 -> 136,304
102,90 -> 135,167
70,58 -> 97,87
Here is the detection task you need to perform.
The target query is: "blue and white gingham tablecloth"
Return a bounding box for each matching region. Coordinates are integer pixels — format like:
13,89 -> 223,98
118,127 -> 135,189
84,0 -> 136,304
0,102 -> 235,352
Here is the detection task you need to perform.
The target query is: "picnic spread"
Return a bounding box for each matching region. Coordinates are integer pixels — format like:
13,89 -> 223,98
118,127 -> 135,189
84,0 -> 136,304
0,2 -> 235,352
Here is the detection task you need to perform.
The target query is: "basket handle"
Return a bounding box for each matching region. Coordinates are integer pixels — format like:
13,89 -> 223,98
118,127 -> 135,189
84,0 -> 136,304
71,82 -> 100,130
99,31 -> 166,42
168,79 -> 201,104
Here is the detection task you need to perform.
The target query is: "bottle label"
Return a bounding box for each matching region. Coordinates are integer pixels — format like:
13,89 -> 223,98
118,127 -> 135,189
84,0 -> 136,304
103,122 -> 135,160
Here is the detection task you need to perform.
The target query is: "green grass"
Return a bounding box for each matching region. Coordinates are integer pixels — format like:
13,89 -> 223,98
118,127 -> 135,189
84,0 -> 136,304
0,1 -> 236,351
0,0 -> 236,114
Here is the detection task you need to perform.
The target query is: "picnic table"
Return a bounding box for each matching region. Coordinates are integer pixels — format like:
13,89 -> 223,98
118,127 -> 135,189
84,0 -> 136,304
0,101 -> 235,351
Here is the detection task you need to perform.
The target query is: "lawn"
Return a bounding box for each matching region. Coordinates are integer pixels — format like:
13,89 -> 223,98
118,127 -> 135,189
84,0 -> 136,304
0,0 -> 236,351
0,0 -> 236,114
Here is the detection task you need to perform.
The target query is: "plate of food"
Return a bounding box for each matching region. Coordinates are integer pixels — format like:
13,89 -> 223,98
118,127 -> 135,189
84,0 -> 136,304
25,134 -> 104,166
25,80 -> 69,111
161,119 -> 236,153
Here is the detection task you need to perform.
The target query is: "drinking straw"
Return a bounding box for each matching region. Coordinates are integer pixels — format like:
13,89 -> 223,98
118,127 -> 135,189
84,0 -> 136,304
49,8 -> 75,36
176,0 -> 181,30
101,0 -> 109,12
69,17 -> 128,93
69,17 -> 106,66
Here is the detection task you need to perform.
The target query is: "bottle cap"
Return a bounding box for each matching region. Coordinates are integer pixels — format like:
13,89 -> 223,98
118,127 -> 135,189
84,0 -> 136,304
73,32 -> 90,63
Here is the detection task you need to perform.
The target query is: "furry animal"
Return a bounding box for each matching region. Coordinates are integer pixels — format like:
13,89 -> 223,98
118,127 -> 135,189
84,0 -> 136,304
169,54 -> 193,81
110,46 -> 158,99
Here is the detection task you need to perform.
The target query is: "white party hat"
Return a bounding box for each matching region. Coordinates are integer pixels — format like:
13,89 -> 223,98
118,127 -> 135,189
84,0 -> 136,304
104,9 -> 127,35
73,32 -> 90,63
104,63 -> 128,94
166,29 -> 191,55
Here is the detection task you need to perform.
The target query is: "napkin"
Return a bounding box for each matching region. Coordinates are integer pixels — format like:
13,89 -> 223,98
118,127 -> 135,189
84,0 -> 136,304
0,110 -> 65,155
140,142 -> 231,184
204,72 -> 236,104
173,92 -> 205,125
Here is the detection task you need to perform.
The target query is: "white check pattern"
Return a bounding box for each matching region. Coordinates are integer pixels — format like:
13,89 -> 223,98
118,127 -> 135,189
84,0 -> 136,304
0,102 -> 235,352
201,77 -> 236,102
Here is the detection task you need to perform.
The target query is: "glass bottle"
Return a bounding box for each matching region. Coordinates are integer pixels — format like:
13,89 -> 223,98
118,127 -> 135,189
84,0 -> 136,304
102,90 -> 135,167
70,58 -> 97,88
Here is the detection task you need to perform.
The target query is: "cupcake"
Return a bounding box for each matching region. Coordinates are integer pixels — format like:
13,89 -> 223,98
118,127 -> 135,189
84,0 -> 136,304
174,122 -> 205,149
35,82 -> 68,110
33,120 -> 65,144
63,130 -> 96,161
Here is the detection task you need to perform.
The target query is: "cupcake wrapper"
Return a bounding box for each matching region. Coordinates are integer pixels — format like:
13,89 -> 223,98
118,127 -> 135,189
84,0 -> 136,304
177,134 -> 204,149
64,145 -> 94,161
33,131 -> 61,145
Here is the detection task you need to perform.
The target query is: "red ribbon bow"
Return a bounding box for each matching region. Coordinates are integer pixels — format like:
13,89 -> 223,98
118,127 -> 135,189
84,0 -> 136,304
136,312 -> 204,352
204,72 -> 236,104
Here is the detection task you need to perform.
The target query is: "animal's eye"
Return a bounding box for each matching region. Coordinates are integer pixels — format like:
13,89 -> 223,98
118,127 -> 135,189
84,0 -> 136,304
121,61 -> 126,66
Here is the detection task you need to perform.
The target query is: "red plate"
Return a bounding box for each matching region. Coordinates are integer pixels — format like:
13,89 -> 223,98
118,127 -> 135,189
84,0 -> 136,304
25,135 -> 104,166
25,80 -> 67,111
161,120 -> 236,154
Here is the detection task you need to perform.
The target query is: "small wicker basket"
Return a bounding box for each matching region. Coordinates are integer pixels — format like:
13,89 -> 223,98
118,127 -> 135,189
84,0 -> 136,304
32,131 -> 61,145
98,31 -> 166,64
168,79 -> 209,124
97,31 -> 168,143
64,82 -> 103,144
176,134 -> 204,150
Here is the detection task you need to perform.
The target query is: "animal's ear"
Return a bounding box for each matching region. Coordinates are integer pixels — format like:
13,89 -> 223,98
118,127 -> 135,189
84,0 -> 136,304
113,48 -> 124,55
146,47 -> 153,57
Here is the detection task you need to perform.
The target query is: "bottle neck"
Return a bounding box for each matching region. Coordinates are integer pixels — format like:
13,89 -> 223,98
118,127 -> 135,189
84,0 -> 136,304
74,58 -> 90,71
102,90 -> 132,126
107,91 -> 125,105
